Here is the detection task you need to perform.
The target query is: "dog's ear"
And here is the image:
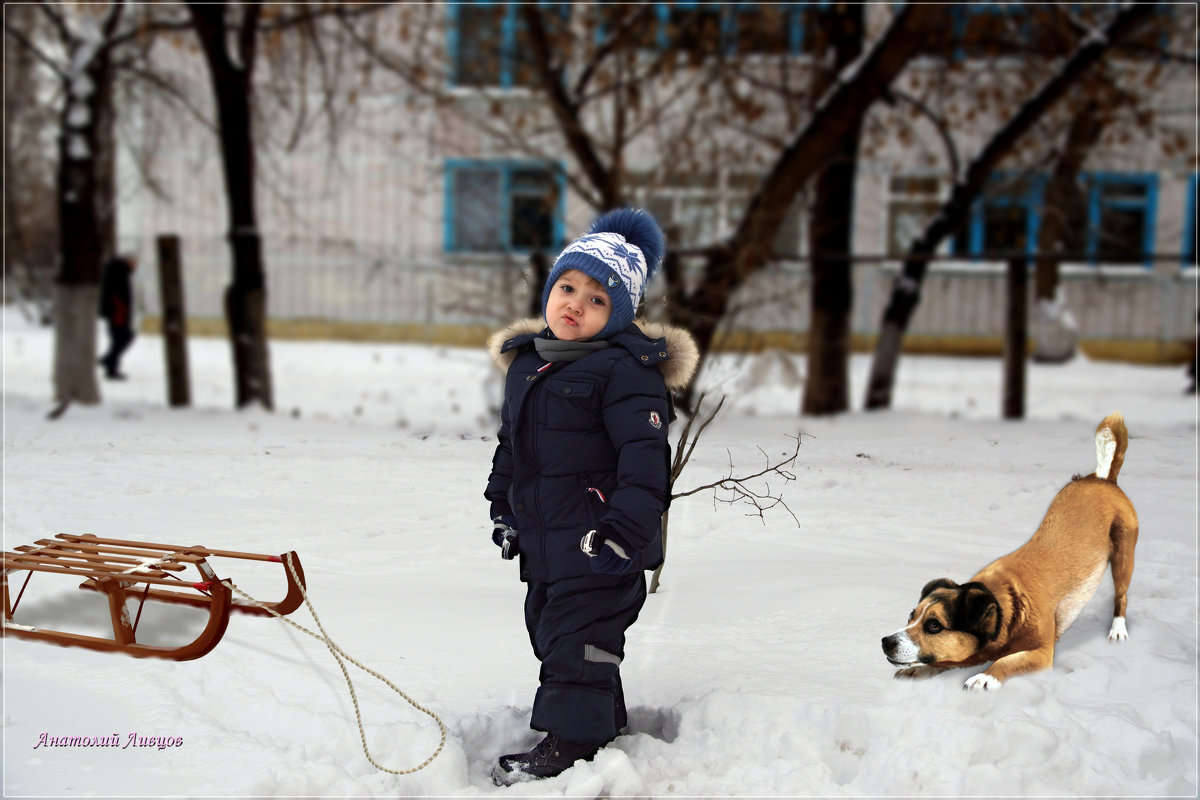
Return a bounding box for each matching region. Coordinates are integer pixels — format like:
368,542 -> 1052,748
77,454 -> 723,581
920,578 -> 958,599
958,582 -> 1001,643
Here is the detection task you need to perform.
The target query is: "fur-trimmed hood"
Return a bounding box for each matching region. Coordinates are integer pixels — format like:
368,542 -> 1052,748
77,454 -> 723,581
488,318 -> 699,392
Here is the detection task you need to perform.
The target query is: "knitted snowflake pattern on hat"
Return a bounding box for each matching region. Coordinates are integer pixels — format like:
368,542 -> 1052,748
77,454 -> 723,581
542,208 -> 665,340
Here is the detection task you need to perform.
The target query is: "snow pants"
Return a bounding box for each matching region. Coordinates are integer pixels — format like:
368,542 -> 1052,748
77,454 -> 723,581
101,322 -> 135,376
524,570 -> 647,745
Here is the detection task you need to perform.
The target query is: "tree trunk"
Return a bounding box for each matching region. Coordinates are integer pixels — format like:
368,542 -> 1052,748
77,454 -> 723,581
53,284 -> 101,406
803,4 -> 864,416
94,55 -> 118,264
188,3 -> 273,410
863,2 -> 1156,411
1033,103 -> 1102,364
52,21 -> 120,406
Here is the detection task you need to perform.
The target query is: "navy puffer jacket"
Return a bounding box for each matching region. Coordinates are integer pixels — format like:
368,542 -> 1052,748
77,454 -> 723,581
486,319 -> 699,582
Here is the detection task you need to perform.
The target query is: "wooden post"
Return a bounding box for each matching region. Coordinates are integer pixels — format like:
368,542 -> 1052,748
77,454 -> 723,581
1003,257 -> 1028,420
156,235 -> 191,407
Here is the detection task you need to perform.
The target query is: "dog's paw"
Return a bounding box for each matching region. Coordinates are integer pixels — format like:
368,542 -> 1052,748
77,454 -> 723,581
963,673 -> 1002,691
894,666 -> 941,680
1108,617 -> 1128,643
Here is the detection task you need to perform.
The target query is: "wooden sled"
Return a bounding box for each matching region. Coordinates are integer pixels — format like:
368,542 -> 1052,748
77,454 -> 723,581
2,533 -> 305,661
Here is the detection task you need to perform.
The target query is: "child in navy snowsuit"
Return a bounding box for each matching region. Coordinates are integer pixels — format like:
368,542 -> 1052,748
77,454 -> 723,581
485,208 -> 697,785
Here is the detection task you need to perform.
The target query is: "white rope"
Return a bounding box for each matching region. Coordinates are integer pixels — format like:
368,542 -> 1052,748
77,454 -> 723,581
220,553 -> 447,775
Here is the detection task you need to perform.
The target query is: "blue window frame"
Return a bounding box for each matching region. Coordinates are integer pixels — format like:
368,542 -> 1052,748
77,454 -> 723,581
947,4 -> 1159,60
954,172 -> 1158,267
447,2 -> 569,89
1078,173 -> 1158,266
604,3 -> 828,56
953,173 -> 1046,258
444,160 -> 565,254
1185,173 -> 1198,268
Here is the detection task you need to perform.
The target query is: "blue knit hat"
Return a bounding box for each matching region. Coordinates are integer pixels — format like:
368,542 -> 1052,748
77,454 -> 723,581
542,208 -> 665,340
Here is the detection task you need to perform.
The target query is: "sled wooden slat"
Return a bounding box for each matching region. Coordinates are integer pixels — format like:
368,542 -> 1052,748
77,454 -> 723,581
3,533 -> 305,661
2,556 -> 193,587
9,550 -> 181,577
56,533 -> 285,562
13,545 -> 189,572
30,538 -> 208,563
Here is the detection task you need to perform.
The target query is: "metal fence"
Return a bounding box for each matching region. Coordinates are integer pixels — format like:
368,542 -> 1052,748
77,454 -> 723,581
11,236 -> 1196,360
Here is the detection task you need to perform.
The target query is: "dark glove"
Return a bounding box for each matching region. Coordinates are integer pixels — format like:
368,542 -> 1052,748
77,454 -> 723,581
580,530 -> 637,575
492,516 -> 519,560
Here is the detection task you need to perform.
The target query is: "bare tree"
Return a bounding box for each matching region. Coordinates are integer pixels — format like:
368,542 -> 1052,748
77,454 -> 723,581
672,5 -> 949,410
863,2 -> 1161,411
5,1 -> 129,409
338,5 -> 947,413
182,3 -> 387,410
185,3 -> 273,410
512,3 -> 950,410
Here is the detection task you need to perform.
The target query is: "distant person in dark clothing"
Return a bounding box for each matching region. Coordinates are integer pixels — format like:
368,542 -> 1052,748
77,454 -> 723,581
98,254 -> 137,380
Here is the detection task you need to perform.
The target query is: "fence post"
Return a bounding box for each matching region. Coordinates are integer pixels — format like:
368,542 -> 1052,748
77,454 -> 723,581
1003,256 -> 1028,419
156,234 -> 191,408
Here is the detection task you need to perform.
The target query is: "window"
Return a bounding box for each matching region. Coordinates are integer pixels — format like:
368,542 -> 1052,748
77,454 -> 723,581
886,175 -> 941,256
595,3 -> 828,58
952,173 -> 1045,259
1074,174 -> 1157,265
444,161 -> 564,254
1056,173 -> 1157,266
631,170 -> 807,260
949,4 -> 1110,59
448,3 -> 569,89
948,4 -> 1169,60
953,171 -> 1158,266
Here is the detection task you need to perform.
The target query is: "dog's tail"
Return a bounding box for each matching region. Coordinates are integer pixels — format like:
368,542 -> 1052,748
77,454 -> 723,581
1093,411 -> 1128,484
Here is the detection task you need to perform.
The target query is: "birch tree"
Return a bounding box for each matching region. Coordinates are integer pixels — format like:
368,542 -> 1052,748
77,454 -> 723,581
5,1 -> 127,409
4,4 -> 59,324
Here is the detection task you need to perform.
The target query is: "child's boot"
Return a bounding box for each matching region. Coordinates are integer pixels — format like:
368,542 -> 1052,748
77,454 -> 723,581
491,733 -> 599,786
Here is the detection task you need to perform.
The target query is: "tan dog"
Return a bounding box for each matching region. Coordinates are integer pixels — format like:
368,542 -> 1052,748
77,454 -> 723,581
881,412 -> 1138,691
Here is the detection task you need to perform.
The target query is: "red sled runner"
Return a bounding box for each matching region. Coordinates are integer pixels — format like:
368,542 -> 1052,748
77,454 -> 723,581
3,533 -> 305,660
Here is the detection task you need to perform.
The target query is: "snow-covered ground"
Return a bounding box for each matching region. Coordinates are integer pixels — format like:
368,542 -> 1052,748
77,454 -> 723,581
3,308 -> 1197,797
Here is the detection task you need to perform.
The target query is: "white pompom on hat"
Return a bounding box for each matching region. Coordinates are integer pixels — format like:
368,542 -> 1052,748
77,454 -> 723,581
541,208 -> 665,340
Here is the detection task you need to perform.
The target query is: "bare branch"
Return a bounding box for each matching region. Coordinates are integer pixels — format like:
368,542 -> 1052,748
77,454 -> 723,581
118,64 -> 218,134
3,19 -> 67,81
884,88 -> 961,182
673,434 -> 803,525
668,392 -> 804,524
668,392 -> 726,486
35,2 -> 71,47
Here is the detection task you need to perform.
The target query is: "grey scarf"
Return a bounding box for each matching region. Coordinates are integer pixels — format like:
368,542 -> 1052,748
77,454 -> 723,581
534,336 -> 610,363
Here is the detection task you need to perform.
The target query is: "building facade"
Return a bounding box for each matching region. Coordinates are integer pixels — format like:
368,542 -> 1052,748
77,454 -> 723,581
120,3 -> 1198,361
